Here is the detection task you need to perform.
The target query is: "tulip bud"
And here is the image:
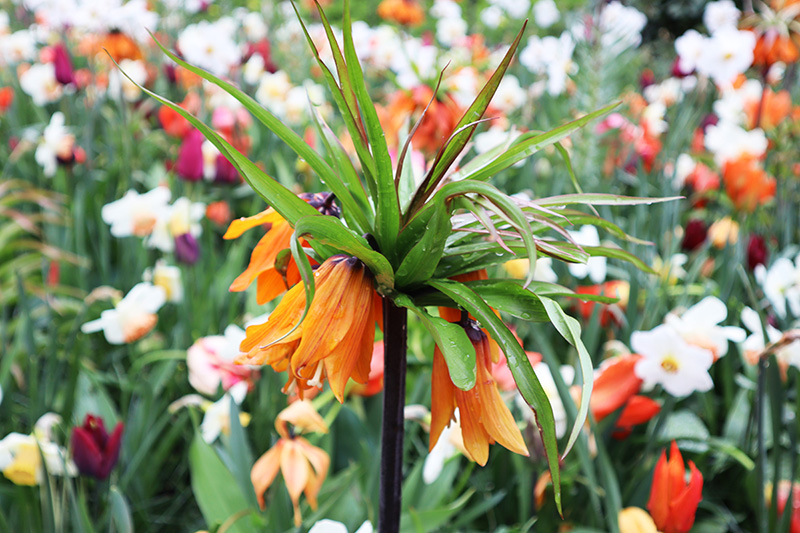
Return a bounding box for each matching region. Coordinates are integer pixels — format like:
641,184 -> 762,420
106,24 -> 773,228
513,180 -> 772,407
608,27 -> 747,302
71,415 -> 123,480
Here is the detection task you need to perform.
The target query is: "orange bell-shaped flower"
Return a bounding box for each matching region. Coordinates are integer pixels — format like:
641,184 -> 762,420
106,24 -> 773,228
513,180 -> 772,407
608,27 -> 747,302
647,441 -> 703,533
430,316 -> 529,466
238,255 -> 381,402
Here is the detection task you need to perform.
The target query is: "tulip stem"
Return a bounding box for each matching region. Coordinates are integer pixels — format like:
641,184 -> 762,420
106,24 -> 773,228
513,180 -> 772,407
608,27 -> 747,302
379,299 -> 407,533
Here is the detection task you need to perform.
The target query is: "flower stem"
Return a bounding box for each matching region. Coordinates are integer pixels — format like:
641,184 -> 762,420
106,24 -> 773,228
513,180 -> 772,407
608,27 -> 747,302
379,298 -> 407,533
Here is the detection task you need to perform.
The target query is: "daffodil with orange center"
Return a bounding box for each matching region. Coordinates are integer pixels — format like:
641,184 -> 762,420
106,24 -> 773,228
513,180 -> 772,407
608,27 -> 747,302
251,400 -> 330,527
430,309 -> 529,466
224,193 -> 336,304
237,255 -> 381,402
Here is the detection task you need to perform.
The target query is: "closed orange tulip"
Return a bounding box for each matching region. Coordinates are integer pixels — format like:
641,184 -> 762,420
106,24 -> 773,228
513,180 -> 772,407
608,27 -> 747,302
647,441 -> 703,533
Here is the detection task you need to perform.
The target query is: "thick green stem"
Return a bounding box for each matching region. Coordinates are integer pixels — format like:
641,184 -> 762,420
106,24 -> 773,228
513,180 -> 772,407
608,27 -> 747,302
379,299 -> 407,533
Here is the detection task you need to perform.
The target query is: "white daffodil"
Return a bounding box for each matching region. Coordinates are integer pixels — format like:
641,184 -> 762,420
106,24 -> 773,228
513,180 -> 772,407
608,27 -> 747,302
200,382 -> 251,444
147,197 -> 205,253
515,363 -> 574,438
35,112 -> 74,177
0,432 -> 76,486
177,19 -> 240,77
101,186 -> 172,238
568,226 -> 607,283
664,296 -> 746,359
81,282 -> 166,344
696,27 -> 755,86
631,325 -> 714,397
740,307 -> 800,369
143,260 -> 183,303
755,255 -> 800,318
703,0 -> 740,33
308,519 -> 374,533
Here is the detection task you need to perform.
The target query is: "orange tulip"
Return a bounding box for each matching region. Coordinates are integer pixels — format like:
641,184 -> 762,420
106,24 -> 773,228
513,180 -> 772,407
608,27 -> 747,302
237,255 -> 381,402
0,87 -> 13,113
575,280 -> 630,327
430,314 -> 529,466
377,0 -> 425,26
722,155 -> 776,212
745,88 -> 792,130
590,354 -> 643,421
251,401 -> 330,526
647,441 -> 703,533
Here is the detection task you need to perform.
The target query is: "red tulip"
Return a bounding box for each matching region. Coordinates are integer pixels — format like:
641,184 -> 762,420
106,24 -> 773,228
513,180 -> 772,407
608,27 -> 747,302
647,441 -> 703,533
71,415 -> 124,479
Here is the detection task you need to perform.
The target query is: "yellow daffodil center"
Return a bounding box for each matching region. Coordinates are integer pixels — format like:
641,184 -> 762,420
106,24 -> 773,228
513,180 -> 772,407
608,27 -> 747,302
660,355 -> 680,373
3,442 -> 41,486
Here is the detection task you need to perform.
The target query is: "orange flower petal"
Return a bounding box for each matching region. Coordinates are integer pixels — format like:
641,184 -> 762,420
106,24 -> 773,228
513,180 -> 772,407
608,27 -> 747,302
251,441 -> 284,510
223,209 -> 285,240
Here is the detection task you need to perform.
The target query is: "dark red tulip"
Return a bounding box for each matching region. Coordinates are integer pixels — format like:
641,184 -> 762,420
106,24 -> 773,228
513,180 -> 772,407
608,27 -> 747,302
747,235 -> 768,271
681,219 -> 707,251
175,128 -> 204,181
214,154 -> 240,184
71,415 -> 123,479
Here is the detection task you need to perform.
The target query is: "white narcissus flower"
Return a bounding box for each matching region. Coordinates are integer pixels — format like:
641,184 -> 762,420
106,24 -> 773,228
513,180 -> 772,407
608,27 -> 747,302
491,75 -> 526,114
177,19 -> 240,77
519,32 -> 576,95
81,282 -> 167,344
567,226 -> 607,283
308,519 -> 374,533
704,121 -> 767,166
481,5 -> 504,28
755,255 -> 800,318
740,307 -> 800,368
515,363 -> 574,438
108,59 -> 148,102
533,0 -> 559,28
147,197 -> 205,253
631,325 -> 714,397
0,432 -> 77,486
703,0 -> 740,34
436,16 -> 467,46
664,296 -> 746,359
675,29 -> 706,74
255,70 -> 293,119
673,153 -> 696,188
102,186 -> 172,238
695,27 -> 755,86
200,382 -> 250,443
143,260 -> 183,303
19,62 -> 63,106
1,30 -> 37,64
599,1 -> 647,53
35,112 -> 74,177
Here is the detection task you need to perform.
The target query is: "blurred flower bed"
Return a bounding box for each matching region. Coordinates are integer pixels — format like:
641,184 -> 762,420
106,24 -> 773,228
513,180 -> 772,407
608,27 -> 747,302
1,0 -> 800,531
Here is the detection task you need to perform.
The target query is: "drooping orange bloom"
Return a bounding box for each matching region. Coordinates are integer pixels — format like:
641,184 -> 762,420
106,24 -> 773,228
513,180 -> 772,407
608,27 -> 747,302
224,193 -> 337,304
251,400 -> 330,526
722,155 -> 776,212
753,30 -> 800,68
377,0 -> 425,26
430,313 -> 529,466
237,255 -> 381,402
383,86 -> 463,156
351,341 -> 385,397
745,88 -> 793,130
647,441 -> 703,533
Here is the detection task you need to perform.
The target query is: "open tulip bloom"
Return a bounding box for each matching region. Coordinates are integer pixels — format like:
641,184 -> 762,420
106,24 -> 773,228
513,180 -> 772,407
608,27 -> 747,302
117,2 -> 674,530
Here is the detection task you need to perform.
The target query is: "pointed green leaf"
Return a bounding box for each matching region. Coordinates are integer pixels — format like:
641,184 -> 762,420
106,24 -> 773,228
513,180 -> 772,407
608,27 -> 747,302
533,193 -> 682,208
540,298 -> 593,460
407,22 -> 527,214
453,102 -> 619,182
113,57 -> 317,225
582,245 -> 655,274
293,215 -> 395,293
464,280 -> 548,322
426,279 -> 562,514
394,294 -> 476,390
343,0 -> 400,258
